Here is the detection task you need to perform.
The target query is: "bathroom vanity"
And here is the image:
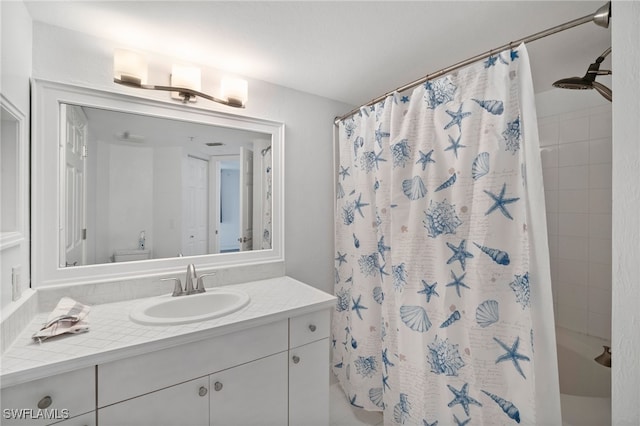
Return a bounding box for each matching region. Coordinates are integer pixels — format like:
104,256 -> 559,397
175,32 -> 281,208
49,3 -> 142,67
1,277 -> 335,426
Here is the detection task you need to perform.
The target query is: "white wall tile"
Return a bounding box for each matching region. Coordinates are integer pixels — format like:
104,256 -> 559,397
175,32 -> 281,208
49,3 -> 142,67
558,282 -> 588,308
589,214 -> 612,239
558,189 -> 588,213
558,166 -> 588,190
589,163 -> 612,189
558,213 -> 589,238
589,262 -> 612,290
542,168 -> 559,190
538,120 -> 559,147
559,116 -> 590,144
557,259 -> 589,286
541,146 -> 559,169
589,189 -> 612,214
589,138 -> 612,164
587,311 -> 611,341
589,238 -> 612,265
588,286 -> 612,315
557,305 -> 588,334
546,213 -> 559,236
589,111 -> 613,140
545,190 -> 559,214
558,141 -> 589,167
558,236 -> 589,261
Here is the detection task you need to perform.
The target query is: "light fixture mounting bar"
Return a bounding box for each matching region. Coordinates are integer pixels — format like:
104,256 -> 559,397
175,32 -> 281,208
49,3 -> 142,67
114,77 -> 245,108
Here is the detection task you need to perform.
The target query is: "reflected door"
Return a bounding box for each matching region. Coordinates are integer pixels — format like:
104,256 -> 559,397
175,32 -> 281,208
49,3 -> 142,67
183,156 -> 209,256
61,105 -> 88,267
239,147 -> 254,251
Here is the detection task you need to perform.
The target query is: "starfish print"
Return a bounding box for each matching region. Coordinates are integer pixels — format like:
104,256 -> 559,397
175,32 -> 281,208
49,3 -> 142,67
484,55 -> 498,68
447,383 -> 482,416
382,348 -> 395,374
335,252 -> 347,266
373,150 -> 387,170
444,104 -> 472,132
375,125 -> 390,147
378,262 -> 390,281
416,149 -> 436,170
352,295 -> 368,320
338,165 -> 350,180
446,270 -> 470,297
510,49 -> 519,61
445,134 -> 466,158
354,193 -> 369,218
446,239 -> 474,271
382,374 -> 390,391
484,183 -> 520,220
401,95 -> 410,103
417,280 -> 439,303
453,415 -> 471,426
349,394 -> 364,408
378,236 -> 391,261
494,336 -> 530,379
423,420 -> 439,426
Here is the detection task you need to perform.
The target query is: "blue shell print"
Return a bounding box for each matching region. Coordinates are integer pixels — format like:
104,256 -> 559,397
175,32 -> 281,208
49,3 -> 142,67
353,136 -> 364,158
440,310 -> 461,328
354,355 -> 378,378
344,119 -> 357,139
435,173 -> 457,192
391,139 -> 412,168
400,305 -> 432,332
373,286 -> 385,304
402,176 -> 427,200
424,199 -> 462,238
424,76 -> 457,109
369,387 -> 385,409
509,272 -> 530,309
358,253 -> 380,277
393,263 -> 408,292
474,242 -> 510,265
341,202 -> 355,225
393,394 -> 412,424
476,300 -> 499,328
481,390 -> 521,423
471,152 -> 490,180
472,99 -> 504,115
502,116 -> 522,154
360,150 -> 386,173
427,335 -> 465,376
336,288 -> 350,312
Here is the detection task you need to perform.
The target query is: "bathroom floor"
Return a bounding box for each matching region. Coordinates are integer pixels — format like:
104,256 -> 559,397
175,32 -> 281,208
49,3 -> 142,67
330,375 -> 383,426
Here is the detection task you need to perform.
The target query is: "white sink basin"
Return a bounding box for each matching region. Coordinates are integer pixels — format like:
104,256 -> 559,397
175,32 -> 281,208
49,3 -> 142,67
130,288 -> 250,325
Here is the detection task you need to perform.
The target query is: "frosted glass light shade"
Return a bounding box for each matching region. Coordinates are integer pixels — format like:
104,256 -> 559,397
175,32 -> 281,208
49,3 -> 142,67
171,65 -> 202,91
221,78 -> 248,107
113,49 -> 148,85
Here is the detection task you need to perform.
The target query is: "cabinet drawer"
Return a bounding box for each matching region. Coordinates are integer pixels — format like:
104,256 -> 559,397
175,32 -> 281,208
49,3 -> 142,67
289,309 -> 330,348
48,411 -> 95,426
0,367 -> 95,426
98,319 -> 287,407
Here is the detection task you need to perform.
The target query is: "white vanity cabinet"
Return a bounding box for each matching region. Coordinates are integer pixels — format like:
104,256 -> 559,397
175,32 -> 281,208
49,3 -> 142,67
0,367 -> 95,426
96,308 -> 330,426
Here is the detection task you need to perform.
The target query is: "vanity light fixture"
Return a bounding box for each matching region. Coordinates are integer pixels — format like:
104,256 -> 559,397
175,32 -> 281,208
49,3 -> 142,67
113,49 -> 248,108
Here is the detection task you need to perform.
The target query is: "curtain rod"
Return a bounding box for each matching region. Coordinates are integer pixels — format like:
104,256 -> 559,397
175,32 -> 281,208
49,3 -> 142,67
334,5 -> 609,125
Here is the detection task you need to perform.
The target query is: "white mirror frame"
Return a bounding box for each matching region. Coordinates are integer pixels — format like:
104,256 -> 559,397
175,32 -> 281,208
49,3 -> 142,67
32,79 -> 284,287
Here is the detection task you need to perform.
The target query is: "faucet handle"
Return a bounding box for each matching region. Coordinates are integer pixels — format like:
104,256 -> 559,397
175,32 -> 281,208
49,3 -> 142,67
161,278 -> 183,297
195,273 -> 216,293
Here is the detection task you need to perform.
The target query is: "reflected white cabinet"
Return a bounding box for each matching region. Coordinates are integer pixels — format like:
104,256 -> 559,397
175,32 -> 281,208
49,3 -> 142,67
98,376 -> 209,426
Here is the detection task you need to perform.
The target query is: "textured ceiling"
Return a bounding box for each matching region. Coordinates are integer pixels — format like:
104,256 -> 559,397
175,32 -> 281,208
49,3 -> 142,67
25,1 -> 612,107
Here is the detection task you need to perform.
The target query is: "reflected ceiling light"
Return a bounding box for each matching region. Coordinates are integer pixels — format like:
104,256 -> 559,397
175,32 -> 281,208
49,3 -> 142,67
113,49 -> 247,108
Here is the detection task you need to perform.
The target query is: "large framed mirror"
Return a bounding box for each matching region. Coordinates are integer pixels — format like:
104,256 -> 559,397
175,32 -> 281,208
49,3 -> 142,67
32,79 -> 284,287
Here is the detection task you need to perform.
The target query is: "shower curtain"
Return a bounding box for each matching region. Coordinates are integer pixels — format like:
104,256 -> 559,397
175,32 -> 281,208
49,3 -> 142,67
332,43 -> 560,425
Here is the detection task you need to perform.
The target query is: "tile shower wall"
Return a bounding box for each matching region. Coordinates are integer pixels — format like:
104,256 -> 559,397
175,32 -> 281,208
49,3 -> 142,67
537,92 -> 612,340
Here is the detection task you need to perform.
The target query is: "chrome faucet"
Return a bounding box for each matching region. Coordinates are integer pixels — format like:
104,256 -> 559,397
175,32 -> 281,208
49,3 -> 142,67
162,264 -> 213,297
184,264 -> 197,295
160,277 -> 184,297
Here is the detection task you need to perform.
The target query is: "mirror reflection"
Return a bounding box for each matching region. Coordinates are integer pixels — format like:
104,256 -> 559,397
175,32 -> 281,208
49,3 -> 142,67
61,104 -> 272,267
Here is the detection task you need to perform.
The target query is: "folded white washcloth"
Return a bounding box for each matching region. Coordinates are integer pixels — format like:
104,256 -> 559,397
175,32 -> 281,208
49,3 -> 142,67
32,297 -> 90,342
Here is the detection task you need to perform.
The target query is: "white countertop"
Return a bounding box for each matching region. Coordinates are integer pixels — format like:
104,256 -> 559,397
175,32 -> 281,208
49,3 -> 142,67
1,276 -> 335,388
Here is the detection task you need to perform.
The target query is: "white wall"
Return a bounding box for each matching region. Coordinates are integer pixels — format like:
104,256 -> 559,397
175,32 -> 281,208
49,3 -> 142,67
31,21 -> 353,294
536,89 -> 612,340
611,2 -> 640,423
0,1 -> 32,311
153,147 -> 183,259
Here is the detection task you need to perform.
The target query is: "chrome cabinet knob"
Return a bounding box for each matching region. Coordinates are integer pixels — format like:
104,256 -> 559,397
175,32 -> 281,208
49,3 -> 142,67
292,355 -> 301,364
308,324 -> 317,332
37,395 -> 52,409
214,381 -> 223,391
199,386 -> 208,397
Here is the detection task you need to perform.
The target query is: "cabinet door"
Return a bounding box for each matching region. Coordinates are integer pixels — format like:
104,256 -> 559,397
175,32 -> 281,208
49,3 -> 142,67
47,412 -> 95,426
97,376 -> 209,426
289,338 -> 329,426
209,351 -> 287,426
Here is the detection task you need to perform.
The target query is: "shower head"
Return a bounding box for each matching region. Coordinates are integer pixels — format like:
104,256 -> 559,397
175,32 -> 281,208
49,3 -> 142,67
594,345 -> 611,368
552,47 -> 612,102
592,2 -> 611,29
